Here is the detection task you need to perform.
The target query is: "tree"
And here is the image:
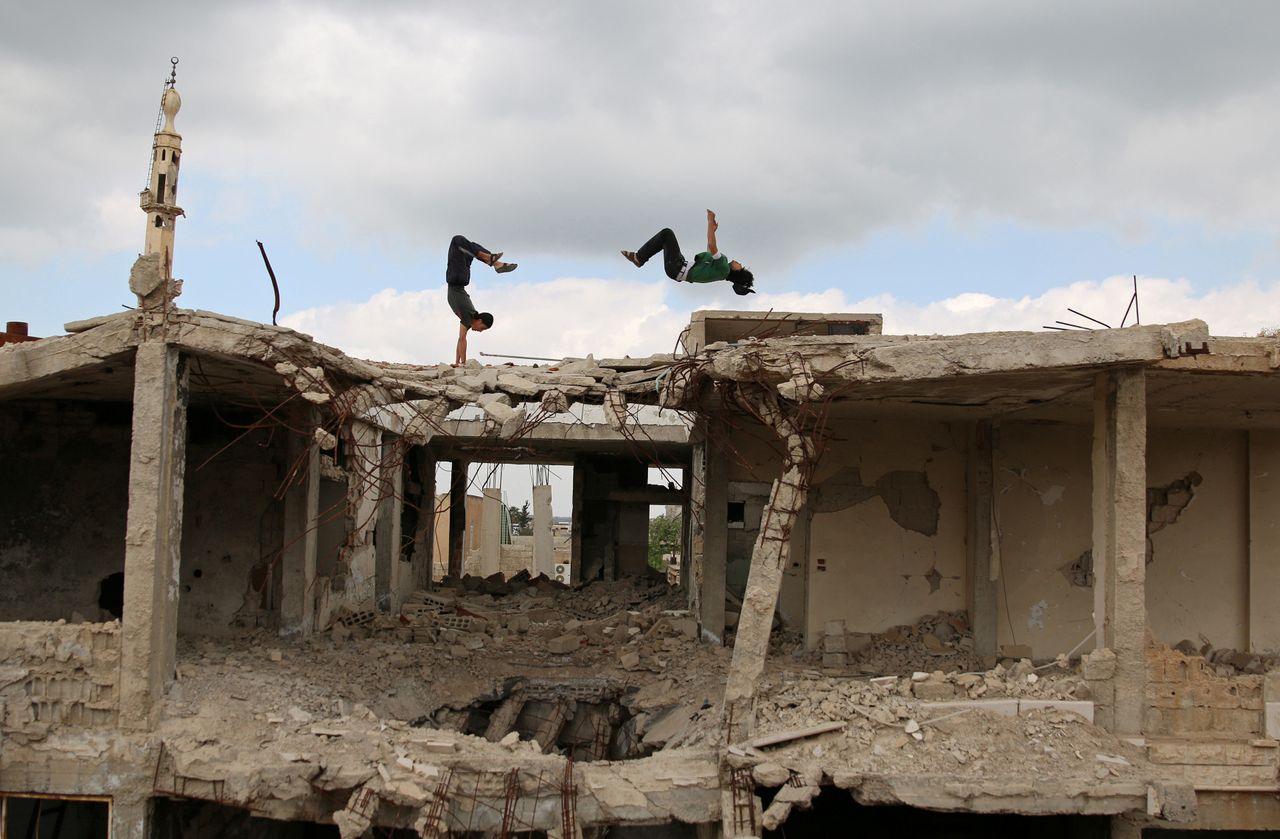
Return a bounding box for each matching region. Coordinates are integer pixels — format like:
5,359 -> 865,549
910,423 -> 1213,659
507,501 -> 532,536
648,513 -> 681,571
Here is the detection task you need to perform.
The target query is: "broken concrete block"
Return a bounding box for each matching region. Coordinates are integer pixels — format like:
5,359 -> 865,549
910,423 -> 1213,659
619,651 -> 641,669
912,680 -> 956,701
547,634 -> 583,654
1018,699 -> 1094,723
919,699 -> 1018,717
540,388 -> 570,413
822,653 -> 848,669
1000,644 -> 1033,660
1082,648 -> 1117,680
752,762 -> 792,787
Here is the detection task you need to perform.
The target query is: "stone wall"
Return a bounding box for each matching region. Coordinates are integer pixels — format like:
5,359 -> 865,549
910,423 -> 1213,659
1145,645 -> 1264,737
0,401 -> 133,621
0,621 -> 122,736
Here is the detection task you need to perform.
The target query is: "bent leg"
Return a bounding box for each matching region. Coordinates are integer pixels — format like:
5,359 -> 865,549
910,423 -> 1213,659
447,235 -> 492,284
635,228 -> 686,279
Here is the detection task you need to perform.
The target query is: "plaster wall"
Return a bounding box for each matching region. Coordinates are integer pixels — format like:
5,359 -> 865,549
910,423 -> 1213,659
1146,428 -> 1249,651
178,412 -> 285,636
992,422 -> 1095,657
0,401 -> 132,621
804,419 -> 967,643
993,423 -> 1252,658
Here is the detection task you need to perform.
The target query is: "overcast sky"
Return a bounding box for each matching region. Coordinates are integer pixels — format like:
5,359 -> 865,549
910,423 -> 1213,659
4,2 -> 1280,511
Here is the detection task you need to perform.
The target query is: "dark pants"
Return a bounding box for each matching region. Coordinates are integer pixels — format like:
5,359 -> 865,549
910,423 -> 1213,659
445,234 -> 490,286
635,228 -> 687,280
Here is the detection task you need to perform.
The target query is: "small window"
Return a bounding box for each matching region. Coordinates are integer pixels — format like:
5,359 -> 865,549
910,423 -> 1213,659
161,149 -> 167,161
156,173 -> 166,202
727,501 -> 746,529
154,215 -> 164,228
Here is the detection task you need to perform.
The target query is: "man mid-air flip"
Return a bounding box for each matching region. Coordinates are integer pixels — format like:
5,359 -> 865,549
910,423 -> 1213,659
622,209 -> 755,296
445,234 -> 516,366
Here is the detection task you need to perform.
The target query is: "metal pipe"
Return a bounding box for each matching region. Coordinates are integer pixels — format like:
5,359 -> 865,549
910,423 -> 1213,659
478,352 -> 563,362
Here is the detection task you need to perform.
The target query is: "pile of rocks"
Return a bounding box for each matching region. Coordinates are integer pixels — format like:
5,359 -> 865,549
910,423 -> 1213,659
815,610 -> 987,675
1172,639 -> 1277,676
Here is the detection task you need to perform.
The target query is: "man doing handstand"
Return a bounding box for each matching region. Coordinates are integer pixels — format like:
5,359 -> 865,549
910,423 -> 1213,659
445,234 -> 516,365
622,210 -> 754,295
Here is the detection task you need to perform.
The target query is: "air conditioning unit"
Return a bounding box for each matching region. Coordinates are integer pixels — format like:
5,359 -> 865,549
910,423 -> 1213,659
553,562 -> 570,584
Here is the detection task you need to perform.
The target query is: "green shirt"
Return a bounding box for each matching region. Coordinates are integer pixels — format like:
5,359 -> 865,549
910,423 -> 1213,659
683,251 -> 731,284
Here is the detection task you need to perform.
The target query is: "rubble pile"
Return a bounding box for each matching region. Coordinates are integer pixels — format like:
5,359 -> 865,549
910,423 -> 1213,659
171,576 -> 728,745
816,611 -> 987,675
1171,638 -> 1278,676
734,671 -> 1146,788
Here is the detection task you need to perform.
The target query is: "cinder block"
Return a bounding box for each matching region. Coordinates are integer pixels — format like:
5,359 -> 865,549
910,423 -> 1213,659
824,619 -> 846,637
918,699 -> 1018,717
822,634 -> 847,653
822,652 -> 848,668
1018,699 -> 1094,723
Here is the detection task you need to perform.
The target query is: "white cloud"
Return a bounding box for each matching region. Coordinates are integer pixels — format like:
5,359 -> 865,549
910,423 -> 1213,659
282,273 -> 1279,367
6,3 -> 1280,267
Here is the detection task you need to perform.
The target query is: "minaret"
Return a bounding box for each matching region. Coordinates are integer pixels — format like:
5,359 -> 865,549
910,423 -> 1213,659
140,58 -> 184,280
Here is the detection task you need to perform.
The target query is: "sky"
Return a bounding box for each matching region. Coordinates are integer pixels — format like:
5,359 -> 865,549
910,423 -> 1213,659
4,2 -> 1280,511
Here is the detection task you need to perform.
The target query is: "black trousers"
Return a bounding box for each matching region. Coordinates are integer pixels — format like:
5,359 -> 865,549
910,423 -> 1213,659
445,234 -> 490,286
635,228 -> 687,280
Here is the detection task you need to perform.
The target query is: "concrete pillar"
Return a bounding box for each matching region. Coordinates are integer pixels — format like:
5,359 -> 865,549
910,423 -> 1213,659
694,435 -> 728,644
533,483 -> 555,577
280,420 -> 320,634
481,487 -> 502,576
414,450 -> 437,588
120,342 -> 188,729
110,796 -> 151,839
374,433 -> 404,612
1091,367 -> 1147,734
448,460 -> 468,578
1248,430 -> 1280,652
966,420 -> 998,658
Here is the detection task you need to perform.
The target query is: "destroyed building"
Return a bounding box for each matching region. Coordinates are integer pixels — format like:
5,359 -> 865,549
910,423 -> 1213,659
2,73 -> 1279,839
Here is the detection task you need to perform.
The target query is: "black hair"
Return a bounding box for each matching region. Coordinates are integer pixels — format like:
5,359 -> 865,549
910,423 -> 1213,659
476,312 -> 494,328
728,267 -> 755,295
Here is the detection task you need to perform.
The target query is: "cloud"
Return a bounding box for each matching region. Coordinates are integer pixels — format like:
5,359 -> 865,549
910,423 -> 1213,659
6,2 -> 1280,271
282,273 -> 1279,366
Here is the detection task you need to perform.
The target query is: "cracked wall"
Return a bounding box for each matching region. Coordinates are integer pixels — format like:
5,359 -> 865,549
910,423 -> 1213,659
995,424 -> 1255,658
801,419 -> 966,645
1146,429 -> 1249,652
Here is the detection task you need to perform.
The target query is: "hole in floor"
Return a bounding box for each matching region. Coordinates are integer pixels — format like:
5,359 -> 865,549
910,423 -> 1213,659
417,677 -> 652,762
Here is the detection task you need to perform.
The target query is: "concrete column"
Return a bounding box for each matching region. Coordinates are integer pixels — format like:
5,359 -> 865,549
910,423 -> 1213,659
414,450 -> 436,588
481,487 -> 502,576
1091,367 -> 1147,734
110,796 -> 150,839
120,342 -> 188,729
698,439 -> 729,644
966,420 -> 998,658
533,483 -> 555,577
280,420 -> 320,634
448,460 -> 468,578
374,432 -> 403,612
1249,430 -> 1280,652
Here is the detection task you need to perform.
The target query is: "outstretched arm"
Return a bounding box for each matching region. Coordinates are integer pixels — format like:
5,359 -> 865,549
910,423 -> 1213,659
455,322 -> 469,365
706,209 -> 719,254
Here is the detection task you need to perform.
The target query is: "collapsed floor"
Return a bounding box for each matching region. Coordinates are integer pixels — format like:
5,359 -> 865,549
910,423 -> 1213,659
22,575 -> 1148,832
